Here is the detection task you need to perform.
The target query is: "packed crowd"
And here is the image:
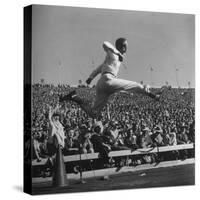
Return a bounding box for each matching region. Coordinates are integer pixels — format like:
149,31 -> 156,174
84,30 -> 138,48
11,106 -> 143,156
30,83 -> 195,167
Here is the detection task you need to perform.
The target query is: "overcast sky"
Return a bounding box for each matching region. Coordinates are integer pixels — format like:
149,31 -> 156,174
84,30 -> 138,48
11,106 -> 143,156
32,5 -> 195,88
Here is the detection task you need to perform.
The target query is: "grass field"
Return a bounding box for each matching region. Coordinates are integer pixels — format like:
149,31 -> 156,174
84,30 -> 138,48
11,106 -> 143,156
32,163 -> 194,195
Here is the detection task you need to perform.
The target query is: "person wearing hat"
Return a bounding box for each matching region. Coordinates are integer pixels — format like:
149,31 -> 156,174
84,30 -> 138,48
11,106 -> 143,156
59,38 -> 161,118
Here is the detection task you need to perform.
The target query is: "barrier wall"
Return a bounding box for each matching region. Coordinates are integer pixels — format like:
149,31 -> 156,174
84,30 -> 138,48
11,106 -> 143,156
32,143 -> 194,166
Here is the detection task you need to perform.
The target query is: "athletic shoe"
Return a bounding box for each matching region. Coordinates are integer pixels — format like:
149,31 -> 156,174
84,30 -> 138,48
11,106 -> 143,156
155,93 -> 161,101
59,90 -> 76,103
144,85 -> 159,101
144,84 -> 150,93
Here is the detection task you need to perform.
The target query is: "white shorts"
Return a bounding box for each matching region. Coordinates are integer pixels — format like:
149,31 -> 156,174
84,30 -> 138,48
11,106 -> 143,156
93,74 -> 144,112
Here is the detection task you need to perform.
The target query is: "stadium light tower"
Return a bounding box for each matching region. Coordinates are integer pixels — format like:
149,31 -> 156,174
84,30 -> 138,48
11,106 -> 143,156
58,60 -> 62,85
78,79 -> 82,86
40,78 -> 45,85
188,81 -> 191,89
150,65 -> 154,87
176,68 -> 179,87
174,65 -> 180,88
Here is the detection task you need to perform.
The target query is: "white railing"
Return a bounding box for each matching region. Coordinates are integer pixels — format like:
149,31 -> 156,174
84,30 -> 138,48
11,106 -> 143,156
32,143 -> 194,166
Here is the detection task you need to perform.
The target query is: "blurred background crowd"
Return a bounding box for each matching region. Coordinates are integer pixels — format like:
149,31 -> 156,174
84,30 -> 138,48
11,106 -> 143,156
25,83 -> 195,172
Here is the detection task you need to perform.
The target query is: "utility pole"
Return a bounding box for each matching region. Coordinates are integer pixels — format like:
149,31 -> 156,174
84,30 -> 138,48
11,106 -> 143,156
188,81 -> 191,89
150,65 -> 154,86
58,60 -> 62,85
174,65 -> 180,88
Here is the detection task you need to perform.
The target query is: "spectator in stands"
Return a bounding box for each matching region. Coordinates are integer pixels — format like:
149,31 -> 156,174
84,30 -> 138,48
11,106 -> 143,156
177,123 -> 190,159
124,128 -> 138,150
103,127 -> 130,151
168,127 -> 177,146
31,83 -> 195,170
188,121 -> 195,143
90,124 -> 112,168
168,127 -> 180,160
161,127 -> 171,146
32,133 -> 42,162
177,123 -> 190,144
91,124 -> 111,155
139,127 -> 154,148
151,126 -> 164,147
79,125 -> 94,154
63,129 -> 79,155
74,129 -> 80,140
